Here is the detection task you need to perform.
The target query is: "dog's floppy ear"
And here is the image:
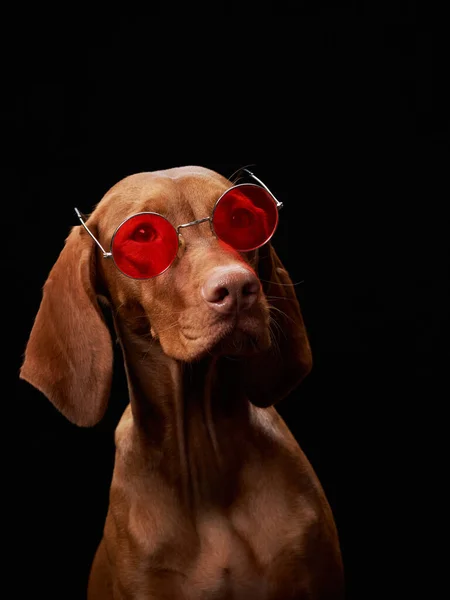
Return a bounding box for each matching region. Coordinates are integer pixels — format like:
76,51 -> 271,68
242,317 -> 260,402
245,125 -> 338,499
20,224 -> 113,427
243,243 -> 312,407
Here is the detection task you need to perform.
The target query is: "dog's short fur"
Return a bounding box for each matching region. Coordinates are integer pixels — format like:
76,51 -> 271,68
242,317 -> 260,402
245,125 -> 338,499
20,166 -> 344,599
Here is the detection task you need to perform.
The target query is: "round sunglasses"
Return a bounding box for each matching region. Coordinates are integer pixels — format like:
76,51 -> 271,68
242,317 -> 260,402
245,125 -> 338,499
75,169 -> 283,280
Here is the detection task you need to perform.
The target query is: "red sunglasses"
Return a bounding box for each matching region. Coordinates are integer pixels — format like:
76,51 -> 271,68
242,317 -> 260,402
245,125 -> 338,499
75,169 -> 283,280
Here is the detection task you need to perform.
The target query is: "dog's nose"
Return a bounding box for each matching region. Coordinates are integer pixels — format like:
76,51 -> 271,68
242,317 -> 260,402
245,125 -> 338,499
201,266 -> 261,313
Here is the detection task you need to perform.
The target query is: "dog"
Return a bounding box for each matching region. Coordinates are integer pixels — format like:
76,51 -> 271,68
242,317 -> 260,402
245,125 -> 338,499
20,166 -> 344,599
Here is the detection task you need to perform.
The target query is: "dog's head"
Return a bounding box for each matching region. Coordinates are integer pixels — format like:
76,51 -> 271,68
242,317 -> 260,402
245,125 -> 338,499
20,166 -> 312,426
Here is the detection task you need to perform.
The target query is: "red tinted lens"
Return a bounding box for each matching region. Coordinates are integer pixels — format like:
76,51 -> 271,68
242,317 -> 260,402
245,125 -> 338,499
111,213 -> 178,279
212,184 -> 279,251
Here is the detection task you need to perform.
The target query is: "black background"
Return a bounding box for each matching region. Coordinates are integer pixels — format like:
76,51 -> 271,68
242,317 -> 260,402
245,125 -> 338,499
5,3 -> 448,599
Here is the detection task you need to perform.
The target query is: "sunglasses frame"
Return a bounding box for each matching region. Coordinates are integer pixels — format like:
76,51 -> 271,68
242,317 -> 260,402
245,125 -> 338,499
74,168 -> 283,279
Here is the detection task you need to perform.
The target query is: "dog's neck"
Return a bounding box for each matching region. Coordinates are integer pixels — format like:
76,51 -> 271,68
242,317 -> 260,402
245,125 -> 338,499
115,318 -> 252,510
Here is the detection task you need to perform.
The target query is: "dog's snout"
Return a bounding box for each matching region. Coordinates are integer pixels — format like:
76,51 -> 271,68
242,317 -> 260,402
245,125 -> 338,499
201,266 -> 260,313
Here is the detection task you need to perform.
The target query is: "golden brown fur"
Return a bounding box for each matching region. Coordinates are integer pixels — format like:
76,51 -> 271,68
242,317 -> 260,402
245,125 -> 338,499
20,166 -> 344,599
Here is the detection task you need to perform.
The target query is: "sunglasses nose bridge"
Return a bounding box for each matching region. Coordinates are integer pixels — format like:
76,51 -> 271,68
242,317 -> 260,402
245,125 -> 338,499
176,216 -> 215,258
176,216 -> 213,237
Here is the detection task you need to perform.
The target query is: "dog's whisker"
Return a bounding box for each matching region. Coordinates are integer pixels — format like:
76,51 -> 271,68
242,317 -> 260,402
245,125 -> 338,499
228,163 -> 258,185
266,295 -> 298,303
268,321 -> 282,359
269,314 -> 287,342
261,279 -> 305,287
268,305 -> 297,328
155,320 -> 180,335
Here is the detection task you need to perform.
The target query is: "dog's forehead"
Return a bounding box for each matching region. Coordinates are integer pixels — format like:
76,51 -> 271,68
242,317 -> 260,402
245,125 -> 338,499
98,167 -> 230,227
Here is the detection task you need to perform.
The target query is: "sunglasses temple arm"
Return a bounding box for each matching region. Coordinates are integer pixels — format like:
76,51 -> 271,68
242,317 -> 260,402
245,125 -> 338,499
74,208 -> 112,258
241,169 -> 283,209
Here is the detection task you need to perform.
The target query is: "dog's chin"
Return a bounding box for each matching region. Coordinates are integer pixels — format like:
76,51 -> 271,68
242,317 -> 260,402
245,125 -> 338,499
212,328 -> 269,358
160,322 -> 271,362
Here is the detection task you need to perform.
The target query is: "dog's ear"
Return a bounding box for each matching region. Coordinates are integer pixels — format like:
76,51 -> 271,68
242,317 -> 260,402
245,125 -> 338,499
20,224 -> 113,427
243,243 -> 312,407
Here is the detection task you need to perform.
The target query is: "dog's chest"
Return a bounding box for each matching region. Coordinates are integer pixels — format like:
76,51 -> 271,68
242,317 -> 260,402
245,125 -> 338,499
177,506 -> 308,600
180,513 -> 271,599
111,408 -> 315,597
114,473 -> 311,599
160,490 -> 310,599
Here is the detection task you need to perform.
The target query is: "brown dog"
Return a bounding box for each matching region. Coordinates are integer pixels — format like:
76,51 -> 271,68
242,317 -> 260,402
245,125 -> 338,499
20,166 -> 344,599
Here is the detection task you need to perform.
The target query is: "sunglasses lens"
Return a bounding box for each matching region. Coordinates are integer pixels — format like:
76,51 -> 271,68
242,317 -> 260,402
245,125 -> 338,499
111,213 -> 178,279
212,184 -> 279,251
